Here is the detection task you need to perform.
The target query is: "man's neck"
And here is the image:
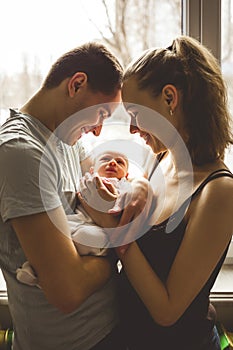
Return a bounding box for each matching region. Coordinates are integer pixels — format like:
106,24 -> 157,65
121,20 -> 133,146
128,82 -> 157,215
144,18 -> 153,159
20,88 -> 64,131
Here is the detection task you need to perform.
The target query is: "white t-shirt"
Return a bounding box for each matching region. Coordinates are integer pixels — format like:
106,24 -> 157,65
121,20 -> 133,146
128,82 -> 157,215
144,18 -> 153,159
0,109 -> 118,350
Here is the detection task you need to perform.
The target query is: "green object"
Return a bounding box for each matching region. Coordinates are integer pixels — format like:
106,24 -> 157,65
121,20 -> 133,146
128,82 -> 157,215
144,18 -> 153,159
219,332 -> 230,350
216,322 -> 230,350
6,329 -> 13,350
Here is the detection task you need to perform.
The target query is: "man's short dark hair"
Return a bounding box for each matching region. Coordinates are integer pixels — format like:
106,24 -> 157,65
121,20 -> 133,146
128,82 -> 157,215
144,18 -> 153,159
43,42 -> 123,95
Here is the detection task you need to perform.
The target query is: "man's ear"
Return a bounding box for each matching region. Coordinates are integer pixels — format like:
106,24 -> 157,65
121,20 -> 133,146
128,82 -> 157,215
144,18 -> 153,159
68,72 -> 88,97
162,84 -> 178,109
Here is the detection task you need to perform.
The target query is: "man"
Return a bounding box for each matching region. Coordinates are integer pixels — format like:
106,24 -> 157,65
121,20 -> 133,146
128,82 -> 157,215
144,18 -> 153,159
0,42 -> 124,350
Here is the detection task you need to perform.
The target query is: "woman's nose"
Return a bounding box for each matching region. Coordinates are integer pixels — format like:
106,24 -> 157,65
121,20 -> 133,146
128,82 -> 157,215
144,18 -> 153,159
92,124 -> 102,136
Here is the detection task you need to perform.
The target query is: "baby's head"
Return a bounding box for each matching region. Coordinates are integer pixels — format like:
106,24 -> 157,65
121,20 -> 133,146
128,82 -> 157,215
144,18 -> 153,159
94,151 -> 129,180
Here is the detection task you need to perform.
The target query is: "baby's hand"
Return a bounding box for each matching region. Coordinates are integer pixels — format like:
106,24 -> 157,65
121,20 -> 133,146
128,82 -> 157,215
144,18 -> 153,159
79,172 -> 117,212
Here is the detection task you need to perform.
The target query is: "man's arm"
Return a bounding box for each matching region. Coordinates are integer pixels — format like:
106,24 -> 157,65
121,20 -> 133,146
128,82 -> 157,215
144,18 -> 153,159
11,206 -> 112,314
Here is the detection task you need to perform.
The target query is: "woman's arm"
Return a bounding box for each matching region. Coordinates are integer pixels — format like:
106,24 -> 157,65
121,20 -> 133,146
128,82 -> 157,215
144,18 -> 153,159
118,177 -> 233,326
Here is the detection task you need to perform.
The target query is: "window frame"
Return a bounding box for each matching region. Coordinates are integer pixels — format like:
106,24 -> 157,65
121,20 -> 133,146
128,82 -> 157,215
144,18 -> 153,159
182,0 -> 221,62
183,0 -> 233,264
0,1 -> 232,294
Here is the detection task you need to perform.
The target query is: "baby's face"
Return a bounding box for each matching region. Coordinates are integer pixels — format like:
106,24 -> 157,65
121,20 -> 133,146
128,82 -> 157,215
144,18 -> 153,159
96,152 -> 128,179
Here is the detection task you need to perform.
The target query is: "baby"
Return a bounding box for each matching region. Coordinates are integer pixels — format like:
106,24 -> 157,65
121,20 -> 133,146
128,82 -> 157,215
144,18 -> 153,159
68,151 -> 129,255
16,151 -> 129,287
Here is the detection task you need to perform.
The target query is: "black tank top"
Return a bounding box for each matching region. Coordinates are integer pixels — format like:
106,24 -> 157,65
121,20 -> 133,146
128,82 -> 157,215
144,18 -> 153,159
118,169 -> 233,350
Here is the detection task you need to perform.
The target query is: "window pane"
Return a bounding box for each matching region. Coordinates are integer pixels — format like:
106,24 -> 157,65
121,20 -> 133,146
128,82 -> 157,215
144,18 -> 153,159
0,0 -> 181,125
0,270 -> 6,292
80,0 -> 182,173
221,0 -> 233,171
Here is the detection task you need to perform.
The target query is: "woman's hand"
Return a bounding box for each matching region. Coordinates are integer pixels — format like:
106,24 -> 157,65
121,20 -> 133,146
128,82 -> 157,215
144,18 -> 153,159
107,177 -> 157,248
78,174 -> 157,250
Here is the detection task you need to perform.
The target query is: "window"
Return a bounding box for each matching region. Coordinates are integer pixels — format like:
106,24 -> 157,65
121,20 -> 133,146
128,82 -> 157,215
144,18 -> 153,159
0,0 -> 182,292
183,0 -> 233,264
221,0 -> 233,263
0,0 -> 182,125
182,0 -> 232,173
0,271 -> 6,292
222,0 -> 233,173
0,0 -> 232,292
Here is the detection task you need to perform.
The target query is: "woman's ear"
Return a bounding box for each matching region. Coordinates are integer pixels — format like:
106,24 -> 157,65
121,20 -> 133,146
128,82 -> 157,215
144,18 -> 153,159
68,72 -> 88,97
162,84 -> 178,110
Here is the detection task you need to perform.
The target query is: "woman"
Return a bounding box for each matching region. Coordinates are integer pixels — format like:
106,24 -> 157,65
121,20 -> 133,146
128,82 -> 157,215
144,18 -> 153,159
118,36 -> 233,349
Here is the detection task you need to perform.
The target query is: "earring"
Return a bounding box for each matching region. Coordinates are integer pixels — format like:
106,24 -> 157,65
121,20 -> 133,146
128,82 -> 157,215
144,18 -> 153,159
169,109 -> 173,116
